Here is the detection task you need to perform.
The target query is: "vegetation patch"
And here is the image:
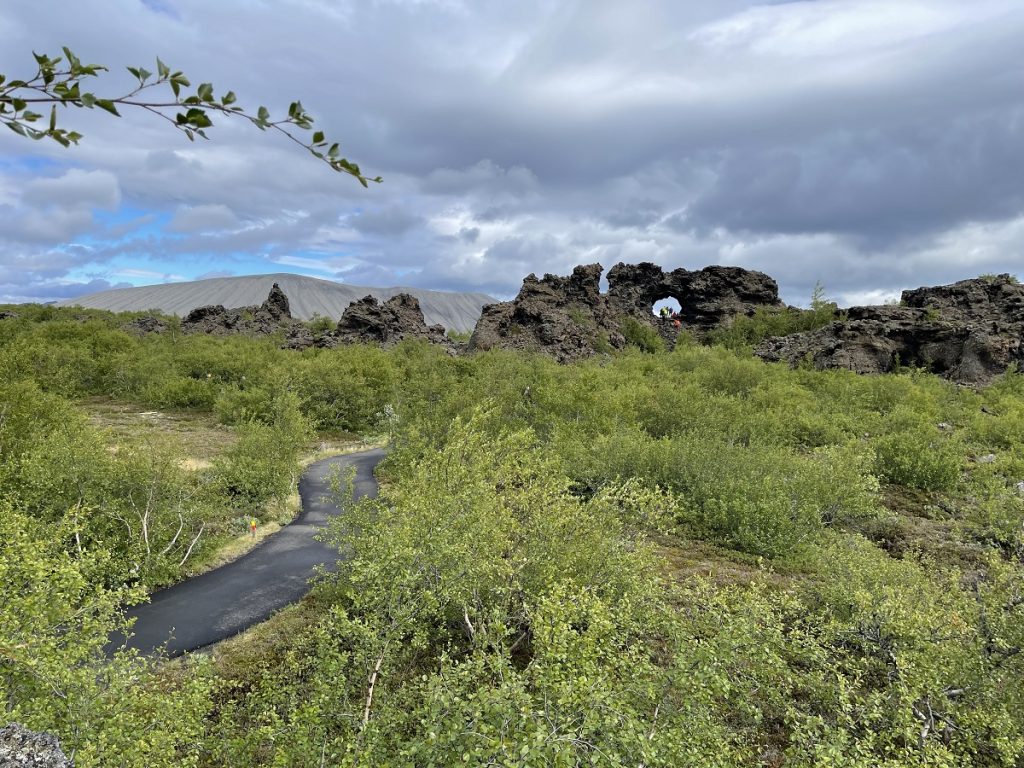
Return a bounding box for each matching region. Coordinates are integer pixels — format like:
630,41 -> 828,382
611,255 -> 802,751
1,304 -> 1022,766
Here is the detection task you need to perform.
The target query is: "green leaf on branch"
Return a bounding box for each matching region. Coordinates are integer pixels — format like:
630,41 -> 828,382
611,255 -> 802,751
192,109 -> 213,128
127,66 -> 152,84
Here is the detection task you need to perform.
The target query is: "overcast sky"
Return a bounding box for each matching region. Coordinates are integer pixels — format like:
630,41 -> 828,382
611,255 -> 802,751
1,0 -> 1023,306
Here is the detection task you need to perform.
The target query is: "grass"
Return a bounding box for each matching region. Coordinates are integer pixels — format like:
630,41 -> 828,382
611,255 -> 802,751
80,396 -> 238,463
206,595 -> 327,681
653,534 -> 796,589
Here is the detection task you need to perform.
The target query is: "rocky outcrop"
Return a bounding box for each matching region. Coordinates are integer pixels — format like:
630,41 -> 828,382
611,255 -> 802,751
122,314 -> 168,335
468,262 -> 781,362
469,265 -> 626,363
0,723 -> 72,767
286,293 -> 456,353
181,283 -> 295,336
261,282 -> 291,321
756,275 -> 1024,384
0,310 -> 19,320
606,263 -> 782,330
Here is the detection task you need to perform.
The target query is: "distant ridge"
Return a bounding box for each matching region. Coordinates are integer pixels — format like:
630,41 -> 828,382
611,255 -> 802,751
57,273 -> 495,333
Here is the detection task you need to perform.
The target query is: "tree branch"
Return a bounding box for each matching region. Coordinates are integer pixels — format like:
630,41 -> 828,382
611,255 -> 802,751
0,48 -> 380,185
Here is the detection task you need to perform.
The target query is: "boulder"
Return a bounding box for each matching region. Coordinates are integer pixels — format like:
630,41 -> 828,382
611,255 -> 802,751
0,723 -> 72,767
122,314 -> 168,335
180,304 -> 232,333
756,275 -> 1024,385
0,310 -> 19,320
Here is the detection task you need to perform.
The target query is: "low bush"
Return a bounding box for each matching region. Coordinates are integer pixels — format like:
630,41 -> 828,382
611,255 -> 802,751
872,427 -> 962,491
620,316 -> 665,353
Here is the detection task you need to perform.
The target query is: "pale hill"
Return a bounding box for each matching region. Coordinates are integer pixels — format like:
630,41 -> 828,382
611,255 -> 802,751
58,273 -> 494,333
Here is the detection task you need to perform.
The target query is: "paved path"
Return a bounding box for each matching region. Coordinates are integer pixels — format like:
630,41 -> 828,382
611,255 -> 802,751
108,449 -> 384,657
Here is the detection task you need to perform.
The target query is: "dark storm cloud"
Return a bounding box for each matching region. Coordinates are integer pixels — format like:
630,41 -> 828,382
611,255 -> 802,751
348,208 -> 424,237
687,113 -> 1024,241
0,0 -> 1023,305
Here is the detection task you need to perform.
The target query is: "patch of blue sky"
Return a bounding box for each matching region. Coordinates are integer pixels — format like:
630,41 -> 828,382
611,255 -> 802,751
140,0 -> 179,18
92,207 -> 173,239
0,153 -> 67,175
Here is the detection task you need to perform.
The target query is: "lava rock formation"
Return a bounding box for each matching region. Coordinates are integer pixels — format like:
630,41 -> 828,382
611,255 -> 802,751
180,283 -> 295,336
468,262 -> 781,362
755,274 -> 1024,384
286,293 -> 456,353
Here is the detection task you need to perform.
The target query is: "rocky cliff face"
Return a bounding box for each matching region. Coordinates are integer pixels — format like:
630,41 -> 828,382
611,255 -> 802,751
286,293 -> 456,353
180,283 -> 295,336
0,723 -> 72,767
468,262 -> 781,362
755,275 -> 1024,384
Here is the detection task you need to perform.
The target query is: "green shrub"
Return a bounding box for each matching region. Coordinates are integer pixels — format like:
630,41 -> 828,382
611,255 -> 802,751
305,313 -> 335,333
211,393 -> 309,510
290,346 -> 397,432
213,384 -> 278,425
872,428 -> 962,491
620,316 -> 664,354
708,283 -> 839,351
213,421 -> 295,508
141,375 -> 218,410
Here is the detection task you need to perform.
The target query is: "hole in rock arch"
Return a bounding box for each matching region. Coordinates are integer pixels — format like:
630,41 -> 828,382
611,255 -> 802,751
652,297 -> 682,318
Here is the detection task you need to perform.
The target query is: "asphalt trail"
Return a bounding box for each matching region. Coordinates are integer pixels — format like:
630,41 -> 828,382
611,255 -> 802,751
107,448 -> 384,658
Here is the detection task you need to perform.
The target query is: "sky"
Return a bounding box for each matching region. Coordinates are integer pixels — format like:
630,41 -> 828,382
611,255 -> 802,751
1,0 -> 1023,307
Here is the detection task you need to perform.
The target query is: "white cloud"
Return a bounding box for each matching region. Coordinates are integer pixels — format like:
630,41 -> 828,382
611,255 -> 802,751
22,169 -> 121,210
169,204 -> 241,234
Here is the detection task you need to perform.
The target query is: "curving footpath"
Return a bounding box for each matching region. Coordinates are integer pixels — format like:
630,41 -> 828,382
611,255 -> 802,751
107,448 -> 384,658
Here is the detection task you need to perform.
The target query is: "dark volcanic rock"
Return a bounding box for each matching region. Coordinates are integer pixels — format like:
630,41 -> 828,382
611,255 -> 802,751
122,314 -> 168,335
0,310 -> 19,320
181,304 -> 231,332
606,263 -> 782,330
0,723 -> 72,767
287,293 -> 455,352
468,262 -> 781,363
469,265 -> 626,363
181,284 -> 295,336
261,282 -> 291,320
756,275 -> 1024,384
